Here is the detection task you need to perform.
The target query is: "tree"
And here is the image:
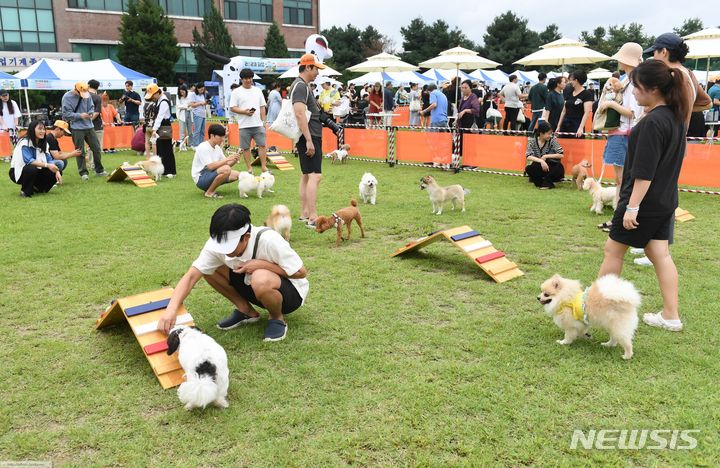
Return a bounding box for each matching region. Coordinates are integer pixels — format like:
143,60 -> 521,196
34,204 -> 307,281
117,0 -> 180,85
191,3 -> 238,82
264,22 -> 289,58
361,25 -> 396,57
580,27 -> 607,52
399,17 -> 477,66
479,11 -> 540,73
539,24 -> 562,45
674,18 -> 704,38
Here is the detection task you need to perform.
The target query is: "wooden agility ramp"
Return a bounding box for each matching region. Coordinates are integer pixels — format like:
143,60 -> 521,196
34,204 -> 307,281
95,288 -> 193,389
675,207 -> 695,222
391,226 -> 524,283
107,165 -> 156,187
252,150 -> 294,171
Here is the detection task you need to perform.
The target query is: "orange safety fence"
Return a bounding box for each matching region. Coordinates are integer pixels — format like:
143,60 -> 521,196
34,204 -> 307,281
344,127 -> 388,160
0,132 -> 11,157
396,130 -> 452,165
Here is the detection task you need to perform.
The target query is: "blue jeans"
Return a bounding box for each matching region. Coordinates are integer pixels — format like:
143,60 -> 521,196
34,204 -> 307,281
529,111 -> 543,131
192,114 -> 205,147
429,120 -> 448,132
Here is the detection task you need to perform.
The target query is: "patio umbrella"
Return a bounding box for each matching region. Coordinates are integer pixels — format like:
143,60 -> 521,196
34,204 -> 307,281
587,67 -> 612,80
514,38 -> 610,68
684,27 -> 720,85
348,52 -> 419,120
278,64 -> 342,79
419,46 -> 501,109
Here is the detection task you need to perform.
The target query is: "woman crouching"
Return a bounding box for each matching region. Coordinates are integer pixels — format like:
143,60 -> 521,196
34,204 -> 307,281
9,120 -> 67,198
524,120 -> 565,189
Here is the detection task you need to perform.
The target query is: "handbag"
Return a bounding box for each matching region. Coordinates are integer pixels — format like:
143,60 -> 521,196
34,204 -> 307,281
157,125 -> 173,140
409,98 -> 421,112
270,81 -> 311,142
516,110 -> 526,123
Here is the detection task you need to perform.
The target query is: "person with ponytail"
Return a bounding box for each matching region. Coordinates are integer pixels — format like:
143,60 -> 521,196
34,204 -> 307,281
597,59 -> 691,332
524,120 -> 565,189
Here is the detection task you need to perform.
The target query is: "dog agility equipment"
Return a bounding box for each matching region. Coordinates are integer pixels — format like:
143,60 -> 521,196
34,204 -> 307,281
252,149 -> 294,171
95,288 -> 193,389
675,207 -> 695,222
106,165 -> 157,188
391,225 -> 523,283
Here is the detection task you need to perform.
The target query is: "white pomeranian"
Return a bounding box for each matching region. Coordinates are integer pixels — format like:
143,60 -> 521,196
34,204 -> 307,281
538,274 -> 641,360
265,204 -> 292,241
583,177 -> 617,214
358,172 -> 378,205
135,156 -> 164,181
166,325 -> 229,410
237,171 -> 275,198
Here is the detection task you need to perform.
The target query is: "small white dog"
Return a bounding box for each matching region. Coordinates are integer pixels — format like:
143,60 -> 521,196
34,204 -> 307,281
167,325 -> 229,410
583,178 -> 617,214
135,155 -> 165,181
538,274 -> 640,360
328,144 -> 351,164
358,172 -> 378,205
237,171 -> 275,198
419,175 -> 470,215
177,136 -> 189,152
265,204 -> 292,241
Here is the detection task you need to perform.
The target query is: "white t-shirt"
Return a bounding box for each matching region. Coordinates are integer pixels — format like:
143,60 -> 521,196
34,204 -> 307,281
192,226 -> 309,303
500,82 -> 522,108
1,100 -> 21,130
618,79 -> 643,133
191,140 -> 225,183
229,86 -> 266,128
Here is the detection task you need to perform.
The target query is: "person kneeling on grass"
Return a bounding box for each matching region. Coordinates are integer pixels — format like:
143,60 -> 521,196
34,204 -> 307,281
158,204 -> 308,342
524,120 -> 565,189
191,123 -> 241,199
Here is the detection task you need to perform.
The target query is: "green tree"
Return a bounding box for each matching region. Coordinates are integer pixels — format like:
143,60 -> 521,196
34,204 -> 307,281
264,22 -> 289,58
539,24 -> 562,45
580,27 -> 607,52
399,17 -> 477,66
191,3 -> 238,82
580,23 -> 654,58
479,11 -> 540,73
361,25 -> 396,57
117,0 -> 180,85
674,18 -> 704,38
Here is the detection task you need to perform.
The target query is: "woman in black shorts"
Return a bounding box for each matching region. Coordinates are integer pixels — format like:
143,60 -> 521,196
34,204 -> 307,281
597,60 -> 691,332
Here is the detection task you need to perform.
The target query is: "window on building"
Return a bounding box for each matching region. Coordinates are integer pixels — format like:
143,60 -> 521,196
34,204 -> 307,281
175,47 -> 198,82
0,1 -> 56,52
67,0 -> 129,11
68,0 -> 211,16
236,48 -> 264,58
224,0 -> 272,22
283,0 -> 311,26
71,43 -> 119,62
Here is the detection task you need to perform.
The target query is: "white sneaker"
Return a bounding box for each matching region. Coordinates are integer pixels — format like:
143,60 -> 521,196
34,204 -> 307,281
165,174 -> 176,179
643,312 -> 683,331
634,256 -> 652,266
81,174 -> 89,181
630,248 -> 645,255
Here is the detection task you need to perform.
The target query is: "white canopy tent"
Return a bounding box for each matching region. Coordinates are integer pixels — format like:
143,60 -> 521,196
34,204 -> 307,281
278,64 -> 342,79
684,28 -> 720,85
14,58 -> 156,90
348,71 -> 431,86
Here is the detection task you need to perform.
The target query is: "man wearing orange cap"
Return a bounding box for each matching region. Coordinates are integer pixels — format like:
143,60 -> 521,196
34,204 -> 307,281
45,120 -> 82,173
61,81 -> 106,180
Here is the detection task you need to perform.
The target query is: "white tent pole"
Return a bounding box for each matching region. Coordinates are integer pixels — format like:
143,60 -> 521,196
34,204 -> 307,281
23,88 -> 30,122
707,57 -> 710,86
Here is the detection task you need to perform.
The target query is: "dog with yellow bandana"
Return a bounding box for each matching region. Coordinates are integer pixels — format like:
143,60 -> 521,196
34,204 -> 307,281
537,274 -> 640,360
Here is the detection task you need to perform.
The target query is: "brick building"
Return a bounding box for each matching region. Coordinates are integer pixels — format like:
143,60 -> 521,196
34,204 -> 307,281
0,0 -> 319,81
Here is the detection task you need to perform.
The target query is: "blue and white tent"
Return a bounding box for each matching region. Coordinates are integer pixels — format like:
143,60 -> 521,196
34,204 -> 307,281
348,71 -> 431,86
421,68 -> 475,82
0,71 -> 22,90
14,58 -> 155,90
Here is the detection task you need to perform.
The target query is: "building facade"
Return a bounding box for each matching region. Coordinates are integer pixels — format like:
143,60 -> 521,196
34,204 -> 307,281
0,0 -> 319,81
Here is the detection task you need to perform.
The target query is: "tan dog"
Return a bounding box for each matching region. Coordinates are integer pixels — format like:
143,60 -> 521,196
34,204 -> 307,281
538,274 -> 640,360
315,199 -> 365,246
583,177 -> 617,214
265,204 -> 292,241
571,160 -> 592,190
328,144 -> 351,164
419,175 -> 470,215
135,156 -> 164,181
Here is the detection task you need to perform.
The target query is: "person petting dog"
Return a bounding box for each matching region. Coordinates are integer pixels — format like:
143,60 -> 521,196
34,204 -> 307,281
597,60 -> 689,332
229,68 -> 269,174
158,204 -> 308,342
191,124 -> 241,199
524,121 -> 564,189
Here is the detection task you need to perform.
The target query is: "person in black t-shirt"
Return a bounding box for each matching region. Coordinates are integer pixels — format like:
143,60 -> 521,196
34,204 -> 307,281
121,80 -> 142,123
557,70 -> 594,137
598,60 -> 691,332
45,120 -> 82,173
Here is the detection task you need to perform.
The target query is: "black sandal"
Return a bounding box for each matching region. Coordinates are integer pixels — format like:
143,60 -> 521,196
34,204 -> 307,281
597,221 -> 612,229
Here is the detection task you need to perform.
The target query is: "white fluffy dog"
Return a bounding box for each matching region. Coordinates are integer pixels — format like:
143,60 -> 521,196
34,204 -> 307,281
167,325 -> 229,410
265,204 -> 292,241
238,171 -> 275,198
358,172 -> 378,205
135,156 -> 165,181
538,274 -> 641,360
583,177 -> 617,214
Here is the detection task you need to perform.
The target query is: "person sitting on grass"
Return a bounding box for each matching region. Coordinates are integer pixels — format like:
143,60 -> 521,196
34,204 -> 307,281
158,203 -> 308,342
191,124 -> 241,199
524,120 -> 565,189
45,120 -> 82,172
9,120 -> 75,198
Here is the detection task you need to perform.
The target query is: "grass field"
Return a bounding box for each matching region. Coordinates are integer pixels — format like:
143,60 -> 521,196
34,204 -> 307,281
0,149 -> 718,466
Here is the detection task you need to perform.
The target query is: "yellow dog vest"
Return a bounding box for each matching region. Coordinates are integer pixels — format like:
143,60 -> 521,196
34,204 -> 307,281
558,291 -> 586,322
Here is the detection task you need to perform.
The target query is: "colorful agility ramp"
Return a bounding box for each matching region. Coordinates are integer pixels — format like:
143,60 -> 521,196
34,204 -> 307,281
252,150 -> 294,171
391,226 -> 523,283
95,288 -> 192,389
107,165 -> 156,187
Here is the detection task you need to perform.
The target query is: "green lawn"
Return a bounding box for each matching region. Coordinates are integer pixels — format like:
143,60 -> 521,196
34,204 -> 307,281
0,150 -> 718,466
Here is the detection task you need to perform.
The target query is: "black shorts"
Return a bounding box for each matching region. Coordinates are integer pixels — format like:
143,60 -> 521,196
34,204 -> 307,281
609,209 -> 675,248
297,135 -> 322,174
228,270 -> 303,315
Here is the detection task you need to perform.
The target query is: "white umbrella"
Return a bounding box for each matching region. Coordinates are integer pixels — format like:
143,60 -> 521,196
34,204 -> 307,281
348,71 -> 431,86
278,64 -> 342,79
587,67 -> 612,80
514,37 -> 610,67
684,28 -> 720,85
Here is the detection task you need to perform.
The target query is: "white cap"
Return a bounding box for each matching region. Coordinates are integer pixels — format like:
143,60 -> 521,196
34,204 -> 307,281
203,224 -> 250,254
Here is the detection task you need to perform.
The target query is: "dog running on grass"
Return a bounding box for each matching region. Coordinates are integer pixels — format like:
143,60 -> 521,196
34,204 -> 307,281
315,199 -> 365,246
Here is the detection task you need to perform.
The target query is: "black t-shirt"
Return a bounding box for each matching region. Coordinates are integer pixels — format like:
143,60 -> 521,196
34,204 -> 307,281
620,106 -> 686,216
544,91 -> 564,130
563,89 -> 594,120
46,132 -> 60,153
123,90 -> 141,115
90,93 -> 103,130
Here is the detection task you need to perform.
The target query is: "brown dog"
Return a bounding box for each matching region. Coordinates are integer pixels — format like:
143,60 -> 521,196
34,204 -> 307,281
571,160 -> 592,190
315,199 -> 365,246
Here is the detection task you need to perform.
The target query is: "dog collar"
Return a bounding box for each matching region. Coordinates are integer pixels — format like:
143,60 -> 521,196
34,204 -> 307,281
332,213 -> 343,228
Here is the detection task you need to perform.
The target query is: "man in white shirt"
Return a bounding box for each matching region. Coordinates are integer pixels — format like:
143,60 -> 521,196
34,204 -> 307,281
158,204 -> 308,342
229,68 -> 268,173
191,123 -> 241,198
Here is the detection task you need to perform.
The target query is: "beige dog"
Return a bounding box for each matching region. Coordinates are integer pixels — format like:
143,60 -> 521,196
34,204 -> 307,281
265,204 -> 292,241
583,177 -> 616,214
328,144 -> 351,164
419,175 -> 470,215
571,160 -> 592,190
134,156 -> 164,181
538,274 -> 640,360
